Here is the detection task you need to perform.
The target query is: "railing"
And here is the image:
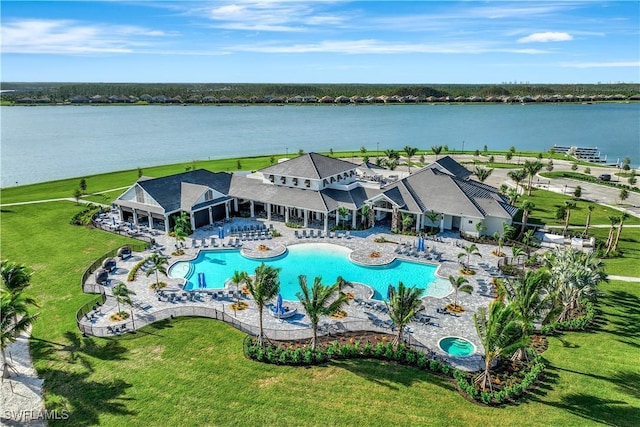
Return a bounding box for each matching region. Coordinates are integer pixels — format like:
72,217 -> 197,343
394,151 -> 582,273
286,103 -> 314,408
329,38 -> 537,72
80,243 -> 149,293
75,288 -> 107,323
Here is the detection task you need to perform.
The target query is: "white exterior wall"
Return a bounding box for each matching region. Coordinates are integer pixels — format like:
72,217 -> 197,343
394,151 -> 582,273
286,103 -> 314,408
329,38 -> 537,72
460,216 -> 484,236
442,214 -> 453,230
119,185 -> 159,206
483,216 -> 511,237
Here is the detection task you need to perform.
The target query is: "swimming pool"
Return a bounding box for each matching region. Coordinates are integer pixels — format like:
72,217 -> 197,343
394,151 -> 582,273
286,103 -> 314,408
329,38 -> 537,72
438,337 -> 476,357
169,243 -> 451,301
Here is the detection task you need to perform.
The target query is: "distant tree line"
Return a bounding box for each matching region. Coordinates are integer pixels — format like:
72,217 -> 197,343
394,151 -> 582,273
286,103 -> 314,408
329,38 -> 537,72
1,82 -> 638,103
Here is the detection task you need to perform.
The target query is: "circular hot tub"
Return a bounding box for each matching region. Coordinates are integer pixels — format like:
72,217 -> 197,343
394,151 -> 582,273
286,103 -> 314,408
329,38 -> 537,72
438,336 -> 476,357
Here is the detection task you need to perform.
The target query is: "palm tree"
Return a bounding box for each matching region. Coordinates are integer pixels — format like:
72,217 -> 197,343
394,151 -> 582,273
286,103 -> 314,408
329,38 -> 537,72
475,221 -> 487,237
401,213 -> 414,233
502,221 -> 516,242
507,169 -> 527,193
1,260 -> 33,294
546,247 -> 606,322
173,211 -> 192,236
448,275 -> 473,310
604,215 -> 620,253
385,158 -> 399,170
384,149 -> 400,161
612,212 -> 629,253
403,146 -> 418,173
518,200 -> 535,239
230,270 -> 246,314
296,275 -> 349,351
359,205 -> 370,228
511,246 -> 525,268
500,270 -> 550,360
385,282 -> 424,347
338,206 -> 349,229
431,145 -> 443,160
1,289 -> 40,378
562,201 -> 577,236
522,229 -> 536,256
581,204 -> 596,237
523,160 -> 543,196
492,231 -> 505,257
146,253 -> 168,293
473,300 -> 527,391
457,244 -> 482,273
506,188 -> 520,206
474,166 -> 494,183
112,282 -> 134,315
245,263 -> 280,346
426,210 -> 440,234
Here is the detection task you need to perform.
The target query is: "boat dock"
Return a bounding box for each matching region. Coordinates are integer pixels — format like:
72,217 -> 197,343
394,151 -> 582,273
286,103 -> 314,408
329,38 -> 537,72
552,145 -> 608,164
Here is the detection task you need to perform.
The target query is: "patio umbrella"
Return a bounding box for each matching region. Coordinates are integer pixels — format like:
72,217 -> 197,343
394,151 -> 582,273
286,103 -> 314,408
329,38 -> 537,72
386,284 -> 394,300
112,217 -> 116,226
129,221 -> 134,231
276,293 -> 283,319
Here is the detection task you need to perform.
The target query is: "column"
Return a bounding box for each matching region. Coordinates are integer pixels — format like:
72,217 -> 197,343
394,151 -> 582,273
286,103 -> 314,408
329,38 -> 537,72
415,213 -> 421,233
324,214 -> 329,234
148,211 -> 154,229
352,209 -> 357,229
335,211 -> 340,227
266,203 -> 272,221
284,207 -> 289,223
440,216 -> 444,233
208,207 -> 213,225
233,199 -> 239,212
190,212 -> 196,231
303,210 -> 309,228
225,202 -> 230,220
164,215 -> 171,234
132,208 -> 138,225
250,201 -> 255,218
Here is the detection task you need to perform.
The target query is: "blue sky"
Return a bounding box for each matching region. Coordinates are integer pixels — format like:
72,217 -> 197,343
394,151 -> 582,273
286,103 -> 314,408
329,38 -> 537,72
1,1 -> 638,84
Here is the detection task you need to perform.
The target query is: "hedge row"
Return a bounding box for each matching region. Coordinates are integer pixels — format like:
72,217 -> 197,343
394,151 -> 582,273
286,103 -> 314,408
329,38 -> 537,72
454,354 -> 545,405
70,204 -> 101,226
540,301 -> 596,335
127,257 -> 149,282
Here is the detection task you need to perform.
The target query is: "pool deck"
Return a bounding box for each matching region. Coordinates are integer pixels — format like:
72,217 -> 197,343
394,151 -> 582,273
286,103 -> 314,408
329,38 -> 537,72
84,215 -> 512,371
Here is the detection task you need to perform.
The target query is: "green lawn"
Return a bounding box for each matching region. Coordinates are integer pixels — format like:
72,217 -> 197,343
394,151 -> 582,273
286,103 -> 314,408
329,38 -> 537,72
1,201 -> 639,426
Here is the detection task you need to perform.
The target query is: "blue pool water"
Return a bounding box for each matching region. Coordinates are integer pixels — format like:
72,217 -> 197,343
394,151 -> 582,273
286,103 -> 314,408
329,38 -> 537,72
439,337 -> 476,357
169,243 -> 451,301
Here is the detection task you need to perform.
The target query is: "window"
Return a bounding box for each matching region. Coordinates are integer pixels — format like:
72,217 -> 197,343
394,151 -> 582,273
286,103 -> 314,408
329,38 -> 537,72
468,220 -> 473,224
269,175 -> 274,183
205,190 -> 213,201
292,178 -> 298,185
305,179 -> 311,188
280,176 -> 286,184
135,186 -> 144,203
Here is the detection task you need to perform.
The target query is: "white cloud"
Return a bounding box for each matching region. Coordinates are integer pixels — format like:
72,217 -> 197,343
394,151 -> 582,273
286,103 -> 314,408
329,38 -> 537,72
560,61 -> 640,68
518,32 -> 573,43
1,19 -> 173,54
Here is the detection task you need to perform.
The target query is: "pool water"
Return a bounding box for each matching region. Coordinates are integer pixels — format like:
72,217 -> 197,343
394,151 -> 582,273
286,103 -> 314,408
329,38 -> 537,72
438,337 -> 476,357
169,243 -> 451,300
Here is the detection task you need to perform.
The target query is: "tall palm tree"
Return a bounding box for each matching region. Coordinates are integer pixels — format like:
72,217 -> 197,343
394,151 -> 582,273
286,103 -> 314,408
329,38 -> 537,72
474,300 -> 528,391
296,275 -> 349,351
507,169 -> 527,193
522,229 -> 536,256
1,260 -> 33,294
492,231 -> 505,257
581,204 -> 595,237
448,275 -> 473,309
431,145 -> 443,160
384,149 -> 400,161
245,263 -> 280,346
403,146 -> 418,173
518,200 -> 535,240
523,160 -> 543,196
612,212 -> 630,252
1,289 -> 40,378
112,282 -> 134,314
457,244 -> 482,273
385,282 -> 424,347
500,270 -> 550,360
474,166 -> 494,183
562,201 -> 577,236
359,205 -> 370,228
146,253 -> 168,293
173,211 -> 192,236
604,215 -> 620,253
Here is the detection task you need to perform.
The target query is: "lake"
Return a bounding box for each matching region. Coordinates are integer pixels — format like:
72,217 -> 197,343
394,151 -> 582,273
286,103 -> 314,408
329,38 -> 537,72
1,102 -> 638,187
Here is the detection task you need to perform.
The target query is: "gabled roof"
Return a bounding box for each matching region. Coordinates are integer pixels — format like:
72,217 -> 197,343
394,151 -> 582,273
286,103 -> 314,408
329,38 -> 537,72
378,167 -> 515,220
260,152 -> 357,180
424,155 -> 472,180
136,169 -> 232,212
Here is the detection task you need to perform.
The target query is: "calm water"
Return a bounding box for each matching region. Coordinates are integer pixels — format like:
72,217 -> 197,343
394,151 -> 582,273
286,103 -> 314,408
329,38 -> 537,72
168,243 -> 451,301
1,103 -> 639,187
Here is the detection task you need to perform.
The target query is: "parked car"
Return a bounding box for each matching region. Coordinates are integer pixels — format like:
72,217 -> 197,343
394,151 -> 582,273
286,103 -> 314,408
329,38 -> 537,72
597,174 -> 611,181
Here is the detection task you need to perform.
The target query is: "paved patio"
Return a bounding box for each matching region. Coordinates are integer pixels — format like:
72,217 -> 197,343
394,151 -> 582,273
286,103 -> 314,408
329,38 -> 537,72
85,213 -> 510,371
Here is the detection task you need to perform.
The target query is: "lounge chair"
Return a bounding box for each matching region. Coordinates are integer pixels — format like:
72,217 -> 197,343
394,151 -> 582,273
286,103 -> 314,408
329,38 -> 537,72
302,230 -> 308,238
317,230 -> 324,238
309,230 -> 316,238
345,231 -> 351,239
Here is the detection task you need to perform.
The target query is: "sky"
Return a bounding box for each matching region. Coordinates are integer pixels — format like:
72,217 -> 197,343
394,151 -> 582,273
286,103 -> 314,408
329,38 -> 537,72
1,1 -> 639,84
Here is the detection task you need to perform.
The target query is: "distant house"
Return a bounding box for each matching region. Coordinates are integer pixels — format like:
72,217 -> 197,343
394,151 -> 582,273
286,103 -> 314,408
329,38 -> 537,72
114,153 -> 515,236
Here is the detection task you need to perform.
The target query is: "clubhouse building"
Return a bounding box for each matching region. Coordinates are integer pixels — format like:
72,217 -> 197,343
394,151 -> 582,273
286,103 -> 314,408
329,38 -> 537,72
113,153 -> 517,237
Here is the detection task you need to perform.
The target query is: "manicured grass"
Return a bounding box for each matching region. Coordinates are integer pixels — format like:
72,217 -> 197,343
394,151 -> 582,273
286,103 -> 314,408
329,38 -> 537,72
516,189 -> 640,227
1,201 -> 639,426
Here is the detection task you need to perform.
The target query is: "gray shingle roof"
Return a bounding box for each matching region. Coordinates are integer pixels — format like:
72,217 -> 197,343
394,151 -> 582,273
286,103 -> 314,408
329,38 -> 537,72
260,152 -> 357,180
137,169 -> 232,212
425,155 -> 472,179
